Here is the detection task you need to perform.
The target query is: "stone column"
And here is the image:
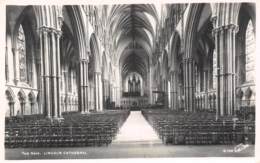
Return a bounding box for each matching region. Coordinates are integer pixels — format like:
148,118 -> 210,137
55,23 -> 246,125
38,32 -> 44,115
170,71 -> 178,110
116,86 -> 121,107
50,31 -> 58,118
105,81 -> 108,108
213,24 -> 238,117
31,54 -> 37,89
109,83 -> 113,102
9,102 -> 15,117
12,48 -> 19,85
163,79 -> 167,109
79,59 -> 89,113
79,60 -> 85,112
52,29 -> 62,118
183,58 -> 195,112
5,46 -> 9,82
39,27 -> 62,119
20,101 -> 25,115
114,86 -> 117,105
98,73 -> 103,111
94,72 -> 98,111
56,32 -> 62,117
165,78 -> 169,109
103,80 -> 108,109
64,71 -> 68,112
85,60 -> 89,112
149,67 -> 153,104
41,28 -> 51,117
113,85 -> 116,103
94,72 -> 102,111
106,80 -> 109,102
203,70 -> 207,110
102,79 -> 105,109
183,60 -> 188,112
168,75 -> 172,109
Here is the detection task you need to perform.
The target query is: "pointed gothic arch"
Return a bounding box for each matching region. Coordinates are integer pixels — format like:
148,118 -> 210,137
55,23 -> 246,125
18,89 -> 26,116
6,88 -> 15,117
28,91 -> 36,114
90,33 -> 101,72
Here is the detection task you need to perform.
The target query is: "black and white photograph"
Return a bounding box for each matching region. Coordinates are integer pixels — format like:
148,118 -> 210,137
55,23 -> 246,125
1,1 -> 258,162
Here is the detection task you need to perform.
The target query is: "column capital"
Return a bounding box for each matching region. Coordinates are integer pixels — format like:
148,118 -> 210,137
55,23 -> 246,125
11,47 -> 17,53
187,57 -> 194,63
212,24 -> 239,34
210,16 -> 217,27
38,26 -> 62,35
79,58 -> 88,63
50,28 -> 62,36
170,70 -> 178,76
224,24 -> 239,32
56,30 -> 63,37
183,57 -> 194,63
94,71 -> 102,75
38,26 -> 49,34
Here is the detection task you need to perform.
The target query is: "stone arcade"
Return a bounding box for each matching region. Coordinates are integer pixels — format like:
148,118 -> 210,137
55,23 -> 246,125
4,3 -> 255,159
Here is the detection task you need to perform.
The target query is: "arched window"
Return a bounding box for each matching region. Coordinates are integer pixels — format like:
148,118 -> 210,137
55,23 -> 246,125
245,20 -> 255,83
236,4 -> 256,86
18,91 -> 26,116
28,92 -> 36,115
6,89 -> 15,117
17,25 -> 27,83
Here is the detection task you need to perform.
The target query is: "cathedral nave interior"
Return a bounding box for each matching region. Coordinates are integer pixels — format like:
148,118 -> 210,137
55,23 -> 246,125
4,3 -> 256,159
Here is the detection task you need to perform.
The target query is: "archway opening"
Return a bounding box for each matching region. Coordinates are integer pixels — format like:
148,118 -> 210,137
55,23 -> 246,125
235,3 -> 255,116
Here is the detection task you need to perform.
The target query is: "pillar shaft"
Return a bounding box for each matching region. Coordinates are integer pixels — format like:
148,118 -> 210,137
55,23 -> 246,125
214,24 -> 238,117
99,74 -> 103,111
12,48 -> 19,84
149,67 -> 153,104
170,71 -> 178,110
51,31 -> 58,118
85,61 -> 89,112
56,32 -> 62,117
79,59 -> 89,113
43,29 -> 51,117
183,58 -> 195,112
39,27 -> 62,119
94,72 -> 103,111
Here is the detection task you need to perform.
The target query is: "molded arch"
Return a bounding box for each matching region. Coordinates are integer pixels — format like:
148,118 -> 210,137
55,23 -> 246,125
185,3 -> 212,59
13,6 -> 38,49
90,33 -> 101,72
18,89 -> 26,102
28,91 -> 36,103
169,31 -> 181,72
6,87 -> 15,102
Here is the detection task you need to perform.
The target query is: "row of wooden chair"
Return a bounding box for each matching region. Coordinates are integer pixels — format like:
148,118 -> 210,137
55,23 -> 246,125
5,110 -> 130,148
142,109 -> 255,145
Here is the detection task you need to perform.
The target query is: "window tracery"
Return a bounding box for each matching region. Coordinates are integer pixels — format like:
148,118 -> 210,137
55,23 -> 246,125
245,20 -> 255,82
18,25 -> 27,83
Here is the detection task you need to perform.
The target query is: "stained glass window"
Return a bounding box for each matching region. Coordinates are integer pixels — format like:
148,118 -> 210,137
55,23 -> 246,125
18,25 -> 27,82
245,20 -> 255,82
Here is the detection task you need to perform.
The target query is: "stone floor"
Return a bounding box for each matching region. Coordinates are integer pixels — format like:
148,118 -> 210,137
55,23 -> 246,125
113,111 -> 161,143
5,111 -> 255,160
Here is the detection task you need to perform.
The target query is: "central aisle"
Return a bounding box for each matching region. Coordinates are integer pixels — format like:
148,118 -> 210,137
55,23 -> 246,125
113,111 -> 161,144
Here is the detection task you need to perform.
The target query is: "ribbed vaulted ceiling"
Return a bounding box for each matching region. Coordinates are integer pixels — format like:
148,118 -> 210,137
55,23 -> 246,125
108,4 -> 159,79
